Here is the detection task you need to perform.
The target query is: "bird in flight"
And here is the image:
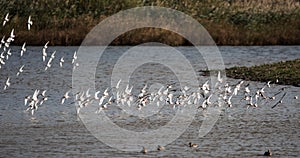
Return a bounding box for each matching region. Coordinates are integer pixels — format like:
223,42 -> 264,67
27,16 -> 33,30
16,65 -> 25,76
3,13 -> 9,26
20,42 -> 26,57
4,77 -> 10,90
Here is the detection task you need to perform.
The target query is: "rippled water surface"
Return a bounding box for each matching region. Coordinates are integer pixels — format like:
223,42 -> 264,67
0,46 -> 299,157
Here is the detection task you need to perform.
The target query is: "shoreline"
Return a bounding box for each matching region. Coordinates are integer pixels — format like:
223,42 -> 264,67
202,59 -> 300,87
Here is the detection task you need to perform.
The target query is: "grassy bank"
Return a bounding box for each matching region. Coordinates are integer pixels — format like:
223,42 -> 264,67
225,59 -> 300,86
0,0 -> 300,45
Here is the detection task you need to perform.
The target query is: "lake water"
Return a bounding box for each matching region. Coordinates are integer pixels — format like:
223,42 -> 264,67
0,46 -> 299,157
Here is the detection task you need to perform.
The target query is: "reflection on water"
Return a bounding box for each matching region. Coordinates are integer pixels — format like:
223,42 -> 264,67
0,46 -> 299,157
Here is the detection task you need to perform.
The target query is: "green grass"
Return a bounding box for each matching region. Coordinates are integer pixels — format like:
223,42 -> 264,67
0,0 -> 300,45
225,59 -> 300,86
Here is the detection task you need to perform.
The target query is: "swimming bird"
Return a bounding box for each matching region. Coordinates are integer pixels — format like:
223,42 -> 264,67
20,42 -> 26,57
27,16 -> 33,30
157,145 -> 165,151
4,77 -> 10,90
295,96 -> 298,100
263,149 -> 272,156
16,65 -> 25,76
3,13 -> 9,26
59,56 -> 64,67
61,90 -> 71,104
141,146 -> 147,154
188,142 -> 198,148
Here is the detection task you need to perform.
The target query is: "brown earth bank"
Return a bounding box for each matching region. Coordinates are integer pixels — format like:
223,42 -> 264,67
0,0 -> 299,46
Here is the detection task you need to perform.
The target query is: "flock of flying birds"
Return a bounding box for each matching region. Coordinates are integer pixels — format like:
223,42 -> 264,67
0,12 -> 299,154
0,13 -> 79,115
0,12 -> 298,117
58,72 -> 295,117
